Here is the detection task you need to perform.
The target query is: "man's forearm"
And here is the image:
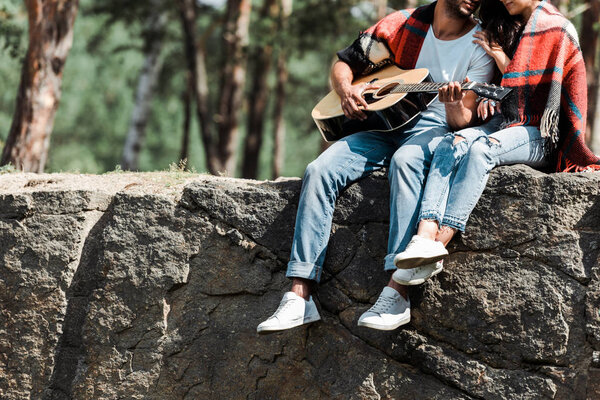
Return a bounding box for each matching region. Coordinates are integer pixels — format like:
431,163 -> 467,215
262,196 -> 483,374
331,60 -> 370,120
331,61 -> 355,97
443,90 -> 479,130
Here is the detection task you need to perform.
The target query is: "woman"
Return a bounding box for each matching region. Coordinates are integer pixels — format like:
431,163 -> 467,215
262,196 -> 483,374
392,0 -> 600,281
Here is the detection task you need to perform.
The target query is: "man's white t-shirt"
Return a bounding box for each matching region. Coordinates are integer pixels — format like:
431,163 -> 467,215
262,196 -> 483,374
414,23 -> 495,123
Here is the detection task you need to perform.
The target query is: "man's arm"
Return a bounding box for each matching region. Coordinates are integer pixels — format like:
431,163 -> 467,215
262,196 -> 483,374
439,80 -> 479,130
331,60 -> 370,121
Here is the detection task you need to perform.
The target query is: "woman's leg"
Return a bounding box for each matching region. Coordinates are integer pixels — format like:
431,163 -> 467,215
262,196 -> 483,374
441,125 -> 548,231
393,117 -> 503,269
417,116 -> 503,238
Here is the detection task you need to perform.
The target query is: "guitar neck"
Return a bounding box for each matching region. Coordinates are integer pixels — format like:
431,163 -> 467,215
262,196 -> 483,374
390,81 -> 476,94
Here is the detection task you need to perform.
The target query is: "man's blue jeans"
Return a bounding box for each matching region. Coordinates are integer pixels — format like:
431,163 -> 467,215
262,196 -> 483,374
286,115 -> 449,282
419,114 -> 549,232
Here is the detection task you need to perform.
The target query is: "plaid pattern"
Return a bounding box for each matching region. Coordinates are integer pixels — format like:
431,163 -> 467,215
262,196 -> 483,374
336,2 -> 435,77
500,0 -> 599,171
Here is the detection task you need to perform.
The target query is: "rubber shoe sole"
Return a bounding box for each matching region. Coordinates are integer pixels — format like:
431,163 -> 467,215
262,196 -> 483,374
357,315 -> 410,331
392,265 -> 443,285
257,314 -> 321,335
393,253 -> 447,270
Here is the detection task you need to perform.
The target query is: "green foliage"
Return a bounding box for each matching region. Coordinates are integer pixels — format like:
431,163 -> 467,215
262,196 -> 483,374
0,163 -> 16,174
0,0 -> 25,58
0,0 -> 441,178
0,2 -> 24,147
2,0 -> 596,177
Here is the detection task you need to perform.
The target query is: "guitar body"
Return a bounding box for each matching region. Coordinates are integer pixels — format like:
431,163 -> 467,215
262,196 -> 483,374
312,66 -> 437,142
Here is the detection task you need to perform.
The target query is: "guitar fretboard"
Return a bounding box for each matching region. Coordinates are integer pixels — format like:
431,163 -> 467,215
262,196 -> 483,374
388,82 -> 475,94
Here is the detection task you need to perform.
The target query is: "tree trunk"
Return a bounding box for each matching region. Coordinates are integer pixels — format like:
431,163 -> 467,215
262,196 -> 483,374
216,0 -> 252,175
180,73 -> 192,163
1,0 -> 79,172
581,0 -> 599,149
548,0 -> 566,11
179,0 -> 220,174
375,0 -> 387,19
242,0 -> 278,179
121,7 -> 166,171
405,0 -> 417,9
272,0 -> 292,178
592,86 -> 600,154
272,51 -> 288,179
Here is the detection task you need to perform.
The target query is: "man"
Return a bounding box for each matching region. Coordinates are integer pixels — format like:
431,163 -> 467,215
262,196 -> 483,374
258,0 -> 494,333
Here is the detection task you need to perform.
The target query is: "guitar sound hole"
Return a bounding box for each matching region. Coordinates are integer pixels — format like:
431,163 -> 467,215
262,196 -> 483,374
375,82 -> 399,98
363,92 -> 378,104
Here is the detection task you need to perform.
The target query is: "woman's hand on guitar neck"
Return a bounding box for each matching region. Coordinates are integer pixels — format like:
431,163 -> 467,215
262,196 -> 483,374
477,97 -> 501,121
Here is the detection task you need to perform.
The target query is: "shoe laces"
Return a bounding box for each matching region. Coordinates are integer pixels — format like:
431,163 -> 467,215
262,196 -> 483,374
407,235 -> 426,249
407,236 -> 420,247
368,294 -> 397,314
271,297 -> 296,318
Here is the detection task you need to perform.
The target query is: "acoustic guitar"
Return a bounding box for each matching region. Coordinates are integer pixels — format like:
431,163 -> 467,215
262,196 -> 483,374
312,65 -> 512,142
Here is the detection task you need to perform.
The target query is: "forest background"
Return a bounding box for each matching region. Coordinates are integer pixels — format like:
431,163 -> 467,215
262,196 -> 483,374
0,0 -> 598,179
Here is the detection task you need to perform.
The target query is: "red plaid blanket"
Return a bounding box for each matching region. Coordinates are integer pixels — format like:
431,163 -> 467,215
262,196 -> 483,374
336,2 -> 435,76
500,0 -> 600,171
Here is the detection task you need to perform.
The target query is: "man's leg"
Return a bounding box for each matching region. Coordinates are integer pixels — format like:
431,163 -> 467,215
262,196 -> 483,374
385,117 -> 449,269
357,117 -> 449,331
258,130 -> 400,333
287,131 -> 401,281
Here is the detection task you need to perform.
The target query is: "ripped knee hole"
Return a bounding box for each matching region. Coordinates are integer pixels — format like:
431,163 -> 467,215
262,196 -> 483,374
453,135 -> 466,146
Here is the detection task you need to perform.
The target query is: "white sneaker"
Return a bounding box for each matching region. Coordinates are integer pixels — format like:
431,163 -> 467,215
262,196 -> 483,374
392,261 -> 443,285
257,292 -> 321,334
357,287 -> 410,330
394,235 -> 448,269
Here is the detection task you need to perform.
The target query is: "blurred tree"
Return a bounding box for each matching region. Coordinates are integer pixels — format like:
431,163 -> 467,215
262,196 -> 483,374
86,0 -> 175,171
1,0 -> 79,172
548,0 -> 565,9
179,0 -> 218,173
375,0 -> 388,19
272,0 -> 293,179
242,0 -> 278,179
121,0 -> 168,171
217,0 -> 253,175
0,1 -> 25,59
180,0 -> 253,176
180,70 -> 193,163
581,0 -> 599,150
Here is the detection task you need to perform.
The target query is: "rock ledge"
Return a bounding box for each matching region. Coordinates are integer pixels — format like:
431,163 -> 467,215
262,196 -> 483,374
0,166 -> 599,399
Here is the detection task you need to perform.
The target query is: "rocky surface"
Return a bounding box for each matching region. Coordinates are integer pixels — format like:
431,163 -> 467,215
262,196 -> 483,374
0,166 -> 599,399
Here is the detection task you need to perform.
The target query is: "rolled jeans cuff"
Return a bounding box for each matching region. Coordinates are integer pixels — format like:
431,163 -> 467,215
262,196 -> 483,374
441,216 -> 466,232
418,211 -> 443,227
286,261 -> 321,282
384,254 -> 397,271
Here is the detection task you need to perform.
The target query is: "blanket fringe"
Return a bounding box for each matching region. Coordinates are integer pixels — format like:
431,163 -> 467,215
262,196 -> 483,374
540,108 -> 560,145
556,149 -> 600,172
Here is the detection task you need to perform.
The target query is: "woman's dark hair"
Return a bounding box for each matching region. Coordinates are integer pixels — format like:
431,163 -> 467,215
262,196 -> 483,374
479,0 -> 523,58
